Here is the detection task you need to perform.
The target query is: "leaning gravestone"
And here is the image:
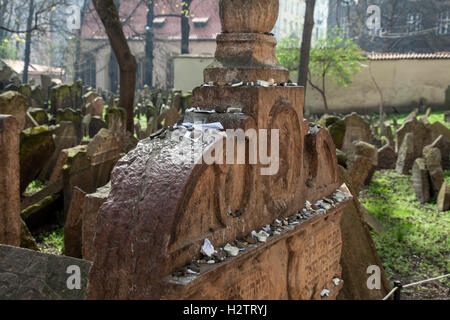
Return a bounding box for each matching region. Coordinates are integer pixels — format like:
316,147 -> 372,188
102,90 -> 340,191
438,183 -> 450,212
396,118 -> 431,158
396,132 -> 416,174
87,0 -> 351,300
377,144 -> 397,170
423,135 -> 450,170
412,158 -> 430,204
445,111 -> 450,123
0,116 -> 21,247
341,113 -> 371,153
423,147 -> 444,196
0,245 -> 91,300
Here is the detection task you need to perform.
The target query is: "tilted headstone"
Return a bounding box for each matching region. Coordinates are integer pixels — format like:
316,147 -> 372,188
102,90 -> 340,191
377,144 -> 397,170
412,158 -> 430,204
87,0 -> 351,300
423,135 -> 450,170
395,117 -> 431,158
444,111 -> 450,123
0,116 -> 21,247
88,116 -> 106,138
423,147 -> 444,196
0,245 -> 91,300
396,132 -> 415,174
437,183 -> 450,212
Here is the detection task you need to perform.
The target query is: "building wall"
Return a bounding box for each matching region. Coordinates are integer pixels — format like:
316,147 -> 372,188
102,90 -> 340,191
304,59 -> 450,114
173,55 -> 214,92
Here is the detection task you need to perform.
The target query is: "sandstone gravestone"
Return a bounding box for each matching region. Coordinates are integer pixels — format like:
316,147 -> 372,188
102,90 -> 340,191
412,158 -> 430,204
87,0 -> 350,300
64,187 -> 87,259
445,111 -> 450,123
341,113 -> 371,152
91,97 -> 104,118
88,116 -> 106,138
377,144 -> 397,170
423,147 -> 444,196
396,132 -> 415,174
423,135 -> 450,170
347,141 -> 378,188
428,121 -> 450,142
396,118 -> 431,158
437,183 -> 450,212
0,116 -> 21,247
0,245 -> 91,300
0,91 -> 28,132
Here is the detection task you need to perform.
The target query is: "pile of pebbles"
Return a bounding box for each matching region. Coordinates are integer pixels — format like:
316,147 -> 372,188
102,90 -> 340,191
202,78 -> 300,88
171,188 -> 350,279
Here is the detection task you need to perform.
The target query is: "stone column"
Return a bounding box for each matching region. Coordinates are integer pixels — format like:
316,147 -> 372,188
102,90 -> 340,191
204,0 -> 289,83
0,115 -> 21,247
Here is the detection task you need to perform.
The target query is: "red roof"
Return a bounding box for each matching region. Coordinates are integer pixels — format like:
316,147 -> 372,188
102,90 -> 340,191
366,52 -> 450,60
82,0 -> 220,41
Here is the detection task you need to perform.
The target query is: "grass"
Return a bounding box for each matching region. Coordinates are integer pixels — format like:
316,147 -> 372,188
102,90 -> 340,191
379,110 -> 450,129
360,170 -> 450,297
35,226 -> 64,256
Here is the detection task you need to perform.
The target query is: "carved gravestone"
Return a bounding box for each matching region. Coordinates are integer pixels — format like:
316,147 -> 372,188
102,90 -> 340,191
438,183 -> 450,212
423,147 -> 444,196
396,132 -> 416,174
377,145 -> 397,170
423,135 -> 450,170
0,245 -> 91,300
395,118 -> 431,158
341,113 -> 371,152
0,91 -> 28,133
0,116 -> 20,247
87,0 -> 350,300
445,111 -> 450,123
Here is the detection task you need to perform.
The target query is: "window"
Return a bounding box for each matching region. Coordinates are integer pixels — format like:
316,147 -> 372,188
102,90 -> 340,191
406,13 -> 423,34
81,54 -> 96,88
437,11 -> 450,35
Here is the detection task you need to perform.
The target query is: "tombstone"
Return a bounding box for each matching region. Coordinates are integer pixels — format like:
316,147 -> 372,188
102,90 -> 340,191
437,183 -> 450,212
0,245 -> 91,300
396,132 -> 415,174
91,97 -> 104,118
423,147 -> 444,196
341,113 -> 371,152
40,75 -> 52,103
71,81 -> 83,110
412,158 -> 430,204
0,91 -> 28,132
428,121 -> 450,142
19,126 -> 56,193
445,85 -> 450,108
29,108 -> 48,125
64,187 -> 87,259
381,121 -> 395,147
31,86 -> 44,109
423,135 -> 450,170
87,0 -> 351,300
377,144 -> 397,170
0,61 -> 14,87
56,108 -> 82,142
346,141 -> 378,187
39,122 -> 78,182
50,84 -> 73,112
88,116 -> 106,138
445,111 -> 450,123
0,116 -> 21,247
395,117 -> 431,157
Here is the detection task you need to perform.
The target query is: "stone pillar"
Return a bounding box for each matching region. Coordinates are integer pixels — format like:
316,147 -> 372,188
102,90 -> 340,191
204,0 -> 289,83
0,115 -> 20,246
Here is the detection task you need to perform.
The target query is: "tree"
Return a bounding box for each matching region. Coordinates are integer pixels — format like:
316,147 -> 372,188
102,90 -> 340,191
181,0 -> 193,54
297,0 -> 316,89
308,31 -> 366,113
93,0 -> 137,133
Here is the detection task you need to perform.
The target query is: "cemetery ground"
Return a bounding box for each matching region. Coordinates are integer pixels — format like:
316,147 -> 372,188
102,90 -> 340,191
361,169 -> 450,300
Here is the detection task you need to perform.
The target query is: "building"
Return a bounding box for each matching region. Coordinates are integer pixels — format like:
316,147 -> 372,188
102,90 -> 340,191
78,0 -> 220,91
328,0 -> 450,53
273,0 -> 328,46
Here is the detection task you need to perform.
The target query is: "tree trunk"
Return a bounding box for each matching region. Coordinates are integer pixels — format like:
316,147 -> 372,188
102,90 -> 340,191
297,0 -> 316,89
74,0 -> 89,82
23,0 -> 35,84
181,0 -> 192,54
93,0 -> 137,133
144,0 -> 155,87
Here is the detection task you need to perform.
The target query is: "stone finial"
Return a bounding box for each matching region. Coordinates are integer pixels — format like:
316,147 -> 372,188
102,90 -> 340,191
205,0 -> 289,83
220,0 -> 279,33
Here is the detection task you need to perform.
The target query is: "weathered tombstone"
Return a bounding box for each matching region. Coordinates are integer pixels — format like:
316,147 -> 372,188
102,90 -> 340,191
0,116 -> 21,247
396,132 -> 416,174
56,108 -> 82,142
87,0 -> 351,300
445,111 -> 450,123
437,183 -> 450,212
377,144 -> 397,170
395,117 -> 431,158
346,141 -> 378,187
0,245 -> 91,300
40,74 -> 52,103
19,126 -> 55,193
64,187 -> 87,259
91,97 -> 104,118
50,84 -> 73,112
0,91 -> 28,132
31,85 -> 44,109
412,158 -> 430,204
29,108 -> 48,125
423,147 -> 444,196
428,121 -> 450,142
341,113 -> 371,152
423,135 -> 450,170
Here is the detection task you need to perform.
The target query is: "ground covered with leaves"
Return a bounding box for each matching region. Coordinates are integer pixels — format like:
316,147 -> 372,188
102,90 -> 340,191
360,170 -> 450,300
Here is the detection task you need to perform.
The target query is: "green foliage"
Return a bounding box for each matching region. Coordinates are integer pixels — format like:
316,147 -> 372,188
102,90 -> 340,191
0,39 -> 18,59
24,180 -> 46,195
276,36 -> 300,73
360,170 -> 450,292
36,227 -> 64,256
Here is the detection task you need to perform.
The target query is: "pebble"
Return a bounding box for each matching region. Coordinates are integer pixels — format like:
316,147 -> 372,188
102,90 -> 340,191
224,243 -> 240,257
227,107 -> 243,114
320,289 -> 330,297
207,260 -> 216,264
255,231 -> 269,243
200,239 -> 215,258
256,80 -> 270,87
332,278 -> 341,286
